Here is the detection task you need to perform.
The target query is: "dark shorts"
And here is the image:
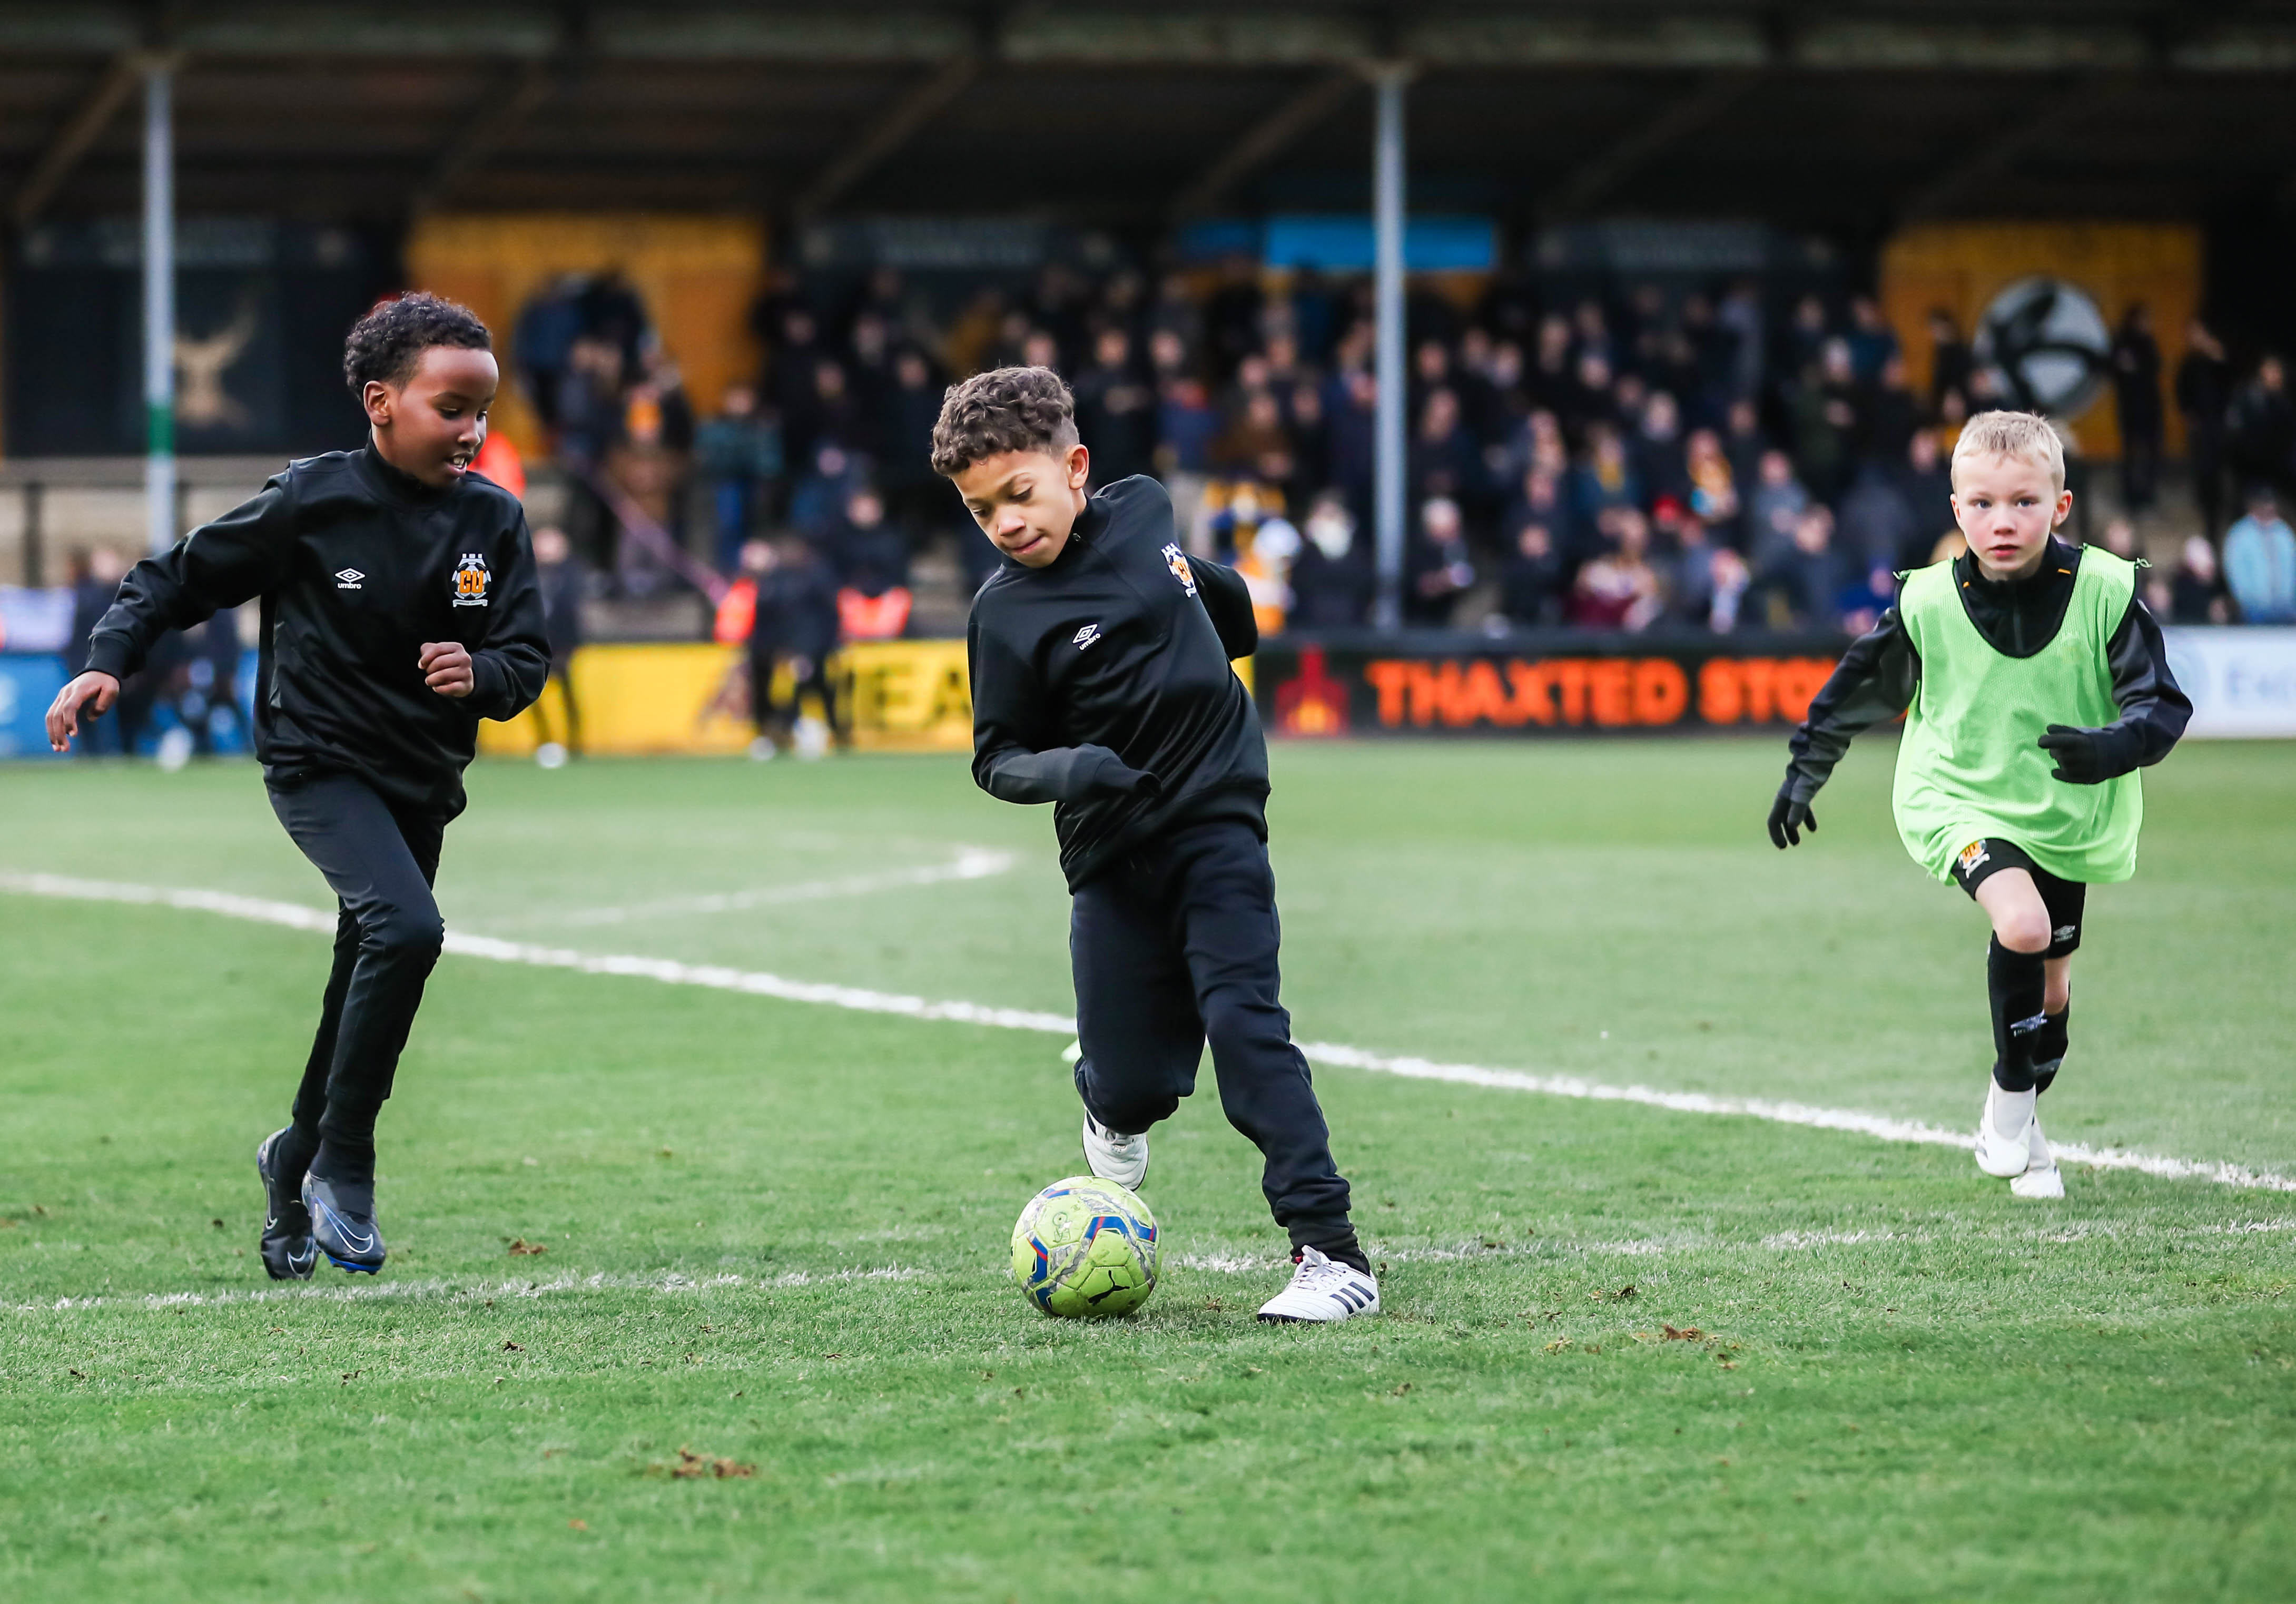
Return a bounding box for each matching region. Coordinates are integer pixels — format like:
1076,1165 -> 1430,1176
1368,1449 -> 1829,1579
1949,838 -> 2086,958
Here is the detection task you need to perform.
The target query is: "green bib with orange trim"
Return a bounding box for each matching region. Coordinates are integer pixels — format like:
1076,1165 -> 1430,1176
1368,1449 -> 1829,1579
1891,548 -> 2143,884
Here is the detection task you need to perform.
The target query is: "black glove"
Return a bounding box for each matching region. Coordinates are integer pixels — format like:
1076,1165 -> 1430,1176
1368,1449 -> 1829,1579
2038,723 -> 2114,785
1767,783 -> 1818,849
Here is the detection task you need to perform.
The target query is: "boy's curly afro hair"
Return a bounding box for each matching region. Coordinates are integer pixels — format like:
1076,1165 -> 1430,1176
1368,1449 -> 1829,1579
930,365 -> 1080,477
342,291 -> 492,396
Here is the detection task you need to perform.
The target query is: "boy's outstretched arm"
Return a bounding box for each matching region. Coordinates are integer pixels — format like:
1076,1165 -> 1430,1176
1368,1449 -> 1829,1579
47,478 -> 295,748
1769,606 -> 1920,848
1190,555 -> 1258,660
2037,594 -> 2193,783
967,620 -> 1160,805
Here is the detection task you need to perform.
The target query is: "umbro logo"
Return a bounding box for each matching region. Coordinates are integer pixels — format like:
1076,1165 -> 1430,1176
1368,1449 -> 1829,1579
2053,924 -> 2077,942
334,568 -> 364,589
1073,623 -> 1102,650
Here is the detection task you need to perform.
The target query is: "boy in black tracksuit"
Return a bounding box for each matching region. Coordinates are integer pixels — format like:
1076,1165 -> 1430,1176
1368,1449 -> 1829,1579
46,293 -> 547,1277
938,366 -> 1378,1324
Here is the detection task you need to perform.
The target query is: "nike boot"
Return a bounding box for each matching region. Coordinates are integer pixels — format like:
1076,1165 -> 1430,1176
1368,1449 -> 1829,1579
303,1169 -> 386,1274
255,1128 -> 317,1281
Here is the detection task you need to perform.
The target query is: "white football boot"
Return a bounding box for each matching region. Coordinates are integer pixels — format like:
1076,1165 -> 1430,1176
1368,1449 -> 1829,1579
1081,1114 -> 1149,1190
2011,1113 -> 2065,1199
1975,1080 -> 2038,1179
1256,1245 -> 1381,1324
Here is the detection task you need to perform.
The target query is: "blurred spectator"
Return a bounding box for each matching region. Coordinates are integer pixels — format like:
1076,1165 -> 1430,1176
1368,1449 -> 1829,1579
2228,355 -> 2295,505
554,336 -> 624,471
1753,506 -> 1847,629
1789,339 -> 1859,502
1500,518 -> 1568,628
2177,319 -> 2232,538
1748,449 -> 1809,568
2224,487 -> 2296,623
1846,296 -> 1900,382
531,525 -> 584,760
67,546 -> 125,681
1866,356 -> 1920,466
1927,308 -> 1973,412
1411,389 -> 1480,505
1894,430 -> 1955,561
745,537 -> 842,757
1632,391 -> 1691,509
2111,304 -> 2164,511
1664,515 -> 1748,633
787,441 -> 861,539
1570,425 -> 1641,529
2096,517 -> 2141,562
1288,491 -> 1373,628
1836,460 -> 1918,575
825,486 -> 909,592
1684,428 -> 1741,545
1075,329 -> 1156,486
694,383 -> 783,572
1406,497 -> 1475,626
2163,534 -> 2229,624
1569,508 -> 1661,631
880,347 -> 950,534
832,489 -> 914,644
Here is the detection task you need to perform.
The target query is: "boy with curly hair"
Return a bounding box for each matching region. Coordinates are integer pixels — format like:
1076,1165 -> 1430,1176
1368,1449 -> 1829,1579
47,292 -> 548,1274
1769,411 -> 2190,1197
939,365 -> 1377,1322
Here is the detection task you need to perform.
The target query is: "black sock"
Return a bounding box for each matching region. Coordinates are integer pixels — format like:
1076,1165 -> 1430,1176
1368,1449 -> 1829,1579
274,1121 -> 321,1182
308,1138 -> 376,1215
2033,1004 -> 2070,1095
1987,937 -> 2048,1093
1294,1225 -> 1371,1276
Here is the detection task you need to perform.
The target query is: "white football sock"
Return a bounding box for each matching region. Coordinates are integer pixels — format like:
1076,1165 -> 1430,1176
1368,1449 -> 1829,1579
1989,1083 -> 2036,1138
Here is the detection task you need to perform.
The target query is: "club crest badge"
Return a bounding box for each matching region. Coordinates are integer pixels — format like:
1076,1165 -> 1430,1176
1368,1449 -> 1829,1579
450,552 -> 491,608
1958,840 -> 1989,876
1160,542 -> 1196,597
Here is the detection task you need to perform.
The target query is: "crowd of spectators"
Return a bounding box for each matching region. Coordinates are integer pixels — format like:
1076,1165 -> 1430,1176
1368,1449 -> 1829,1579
516,262 -> 2296,637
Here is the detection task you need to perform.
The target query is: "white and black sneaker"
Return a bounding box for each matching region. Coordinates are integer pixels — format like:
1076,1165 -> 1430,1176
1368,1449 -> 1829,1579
2012,1114 -> 2065,1199
1256,1245 -> 1380,1324
1081,1114 -> 1149,1190
1975,1081 -> 2037,1179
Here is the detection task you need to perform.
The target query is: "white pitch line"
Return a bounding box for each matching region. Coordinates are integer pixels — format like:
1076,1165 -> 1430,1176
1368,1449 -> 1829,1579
5,869 -> 2292,1194
526,847 -> 1019,929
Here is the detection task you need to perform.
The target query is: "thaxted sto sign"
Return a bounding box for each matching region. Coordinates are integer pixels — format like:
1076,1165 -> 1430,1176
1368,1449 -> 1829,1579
1257,635 -> 1846,736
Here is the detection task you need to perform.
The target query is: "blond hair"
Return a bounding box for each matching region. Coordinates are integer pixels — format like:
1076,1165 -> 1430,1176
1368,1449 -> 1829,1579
1950,410 -> 2066,495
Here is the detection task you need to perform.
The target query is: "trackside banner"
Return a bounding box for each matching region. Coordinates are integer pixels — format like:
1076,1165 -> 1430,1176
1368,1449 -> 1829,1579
1250,632 -> 1851,736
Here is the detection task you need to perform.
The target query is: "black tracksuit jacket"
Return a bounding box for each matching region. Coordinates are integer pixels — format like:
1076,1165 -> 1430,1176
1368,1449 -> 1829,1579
85,443 -> 549,820
968,476 -> 1267,890
1783,537 -> 2192,800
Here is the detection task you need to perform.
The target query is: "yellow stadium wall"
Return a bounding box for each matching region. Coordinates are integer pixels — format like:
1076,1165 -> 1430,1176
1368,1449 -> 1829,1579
403,213 -> 769,458
479,641 -> 1253,759
1878,221 -> 2201,461
479,641 -> 978,758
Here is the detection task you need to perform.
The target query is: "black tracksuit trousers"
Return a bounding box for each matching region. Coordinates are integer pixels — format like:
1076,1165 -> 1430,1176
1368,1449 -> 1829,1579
1069,817 -> 1354,1256
267,773 -> 447,1177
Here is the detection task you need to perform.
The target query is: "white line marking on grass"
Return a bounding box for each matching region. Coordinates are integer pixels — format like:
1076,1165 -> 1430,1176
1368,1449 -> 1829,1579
7,869 -> 2293,1195
24,1265 -> 925,1314
525,847 -> 1019,929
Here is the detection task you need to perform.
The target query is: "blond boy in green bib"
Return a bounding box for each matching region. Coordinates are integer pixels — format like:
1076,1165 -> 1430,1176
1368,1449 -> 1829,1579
1770,411 -> 2191,1197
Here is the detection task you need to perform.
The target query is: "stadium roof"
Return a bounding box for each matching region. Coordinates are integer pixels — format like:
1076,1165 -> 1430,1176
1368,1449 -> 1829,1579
4,2 -> 2295,241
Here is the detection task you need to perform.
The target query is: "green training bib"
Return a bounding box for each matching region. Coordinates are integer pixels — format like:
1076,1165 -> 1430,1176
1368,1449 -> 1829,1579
1891,548 -> 2143,884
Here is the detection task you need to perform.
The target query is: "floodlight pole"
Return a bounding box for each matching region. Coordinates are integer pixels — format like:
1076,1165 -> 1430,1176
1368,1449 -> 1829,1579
142,56 -> 175,555
1369,61 -> 1413,631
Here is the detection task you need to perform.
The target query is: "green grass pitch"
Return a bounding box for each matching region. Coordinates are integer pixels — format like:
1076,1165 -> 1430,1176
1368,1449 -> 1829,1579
2,735 -> 2292,1601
